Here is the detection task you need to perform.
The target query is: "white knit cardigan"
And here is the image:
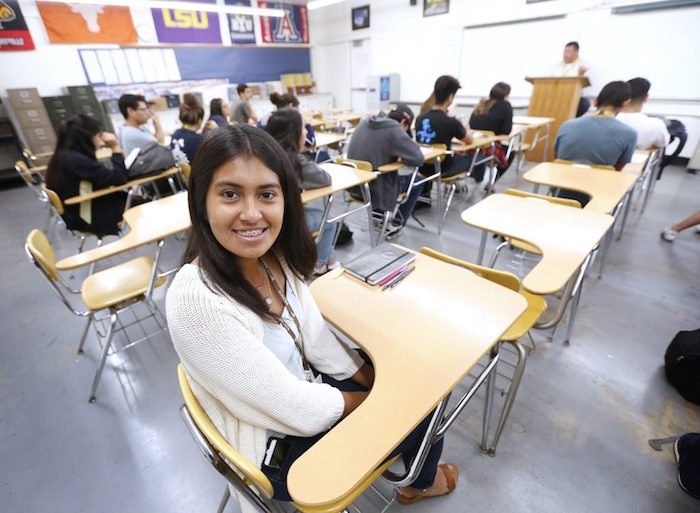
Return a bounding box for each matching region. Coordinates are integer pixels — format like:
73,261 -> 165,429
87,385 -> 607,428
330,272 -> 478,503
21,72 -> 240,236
166,259 -> 363,509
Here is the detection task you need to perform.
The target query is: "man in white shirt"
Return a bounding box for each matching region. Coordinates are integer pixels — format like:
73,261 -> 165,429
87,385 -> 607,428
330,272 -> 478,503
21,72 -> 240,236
617,78 -> 670,150
117,94 -> 164,156
553,41 -> 590,117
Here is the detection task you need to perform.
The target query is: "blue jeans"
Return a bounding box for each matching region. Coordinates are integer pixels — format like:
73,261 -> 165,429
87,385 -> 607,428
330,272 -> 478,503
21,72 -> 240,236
451,154 -> 486,182
305,207 -> 337,264
397,174 -> 425,225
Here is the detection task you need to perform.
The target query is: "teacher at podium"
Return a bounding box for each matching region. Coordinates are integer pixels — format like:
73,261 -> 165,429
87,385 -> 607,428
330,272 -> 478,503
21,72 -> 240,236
553,41 -> 591,117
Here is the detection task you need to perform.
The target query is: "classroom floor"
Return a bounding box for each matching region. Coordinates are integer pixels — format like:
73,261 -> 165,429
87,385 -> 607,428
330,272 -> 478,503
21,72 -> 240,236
1,162 -> 698,513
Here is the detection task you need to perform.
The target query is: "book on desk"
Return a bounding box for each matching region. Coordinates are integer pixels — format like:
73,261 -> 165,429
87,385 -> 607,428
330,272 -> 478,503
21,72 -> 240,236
344,243 -> 416,286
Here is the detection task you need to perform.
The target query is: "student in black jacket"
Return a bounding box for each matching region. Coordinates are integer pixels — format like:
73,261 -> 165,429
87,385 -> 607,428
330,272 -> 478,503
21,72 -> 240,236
469,82 -> 514,185
45,115 -> 128,236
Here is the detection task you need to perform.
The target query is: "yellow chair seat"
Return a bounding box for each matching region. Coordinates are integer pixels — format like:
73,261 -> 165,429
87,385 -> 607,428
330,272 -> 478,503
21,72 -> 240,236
510,238 -> 541,255
441,172 -> 468,183
311,230 -> 319,238
501,290 -> 546,341
82,256 -> 163,310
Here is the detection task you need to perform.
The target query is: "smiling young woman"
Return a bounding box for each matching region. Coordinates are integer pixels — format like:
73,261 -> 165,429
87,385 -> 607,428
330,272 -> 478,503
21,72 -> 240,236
165,125 -> 457,509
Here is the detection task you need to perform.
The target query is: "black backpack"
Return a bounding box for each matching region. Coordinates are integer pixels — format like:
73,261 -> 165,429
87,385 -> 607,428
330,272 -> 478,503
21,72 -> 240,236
664,328 -> 700,405
128,142 -> 176,178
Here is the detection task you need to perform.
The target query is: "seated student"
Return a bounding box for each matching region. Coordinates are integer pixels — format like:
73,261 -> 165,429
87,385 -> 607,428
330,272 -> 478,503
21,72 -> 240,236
45,115 -> 128,236
166,124 -> 458,509
230,83 -> 258,125
258,92 -> 317,148
469,82 -> 514,185
118,93 -> 164,156
415,75 -> 479,184
266,108 -> 340,275
206,98 -> 230,129
346,104 -> 425,230
170,93 -> 205,164
617,78 -> 670,150
553,81 -> 637,205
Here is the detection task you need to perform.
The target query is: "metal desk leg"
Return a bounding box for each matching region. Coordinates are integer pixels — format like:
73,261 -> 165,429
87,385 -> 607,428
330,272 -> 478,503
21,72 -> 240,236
361,182 -> 376,247
486,341 -> 528,456
597,224 -> 615,279
616,188 -> 634,241
532,184 -> 541,195
477,230 -> 487,265
542,124 -> 550,161
436,157 -> 443,234
314,195 -> 334,244
564,273 -> 585,346
481,345 -> 499,453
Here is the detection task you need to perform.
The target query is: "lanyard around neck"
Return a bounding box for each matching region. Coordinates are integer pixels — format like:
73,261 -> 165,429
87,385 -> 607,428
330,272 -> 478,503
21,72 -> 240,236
260,258 -> 310,376
595,110 -> 616,118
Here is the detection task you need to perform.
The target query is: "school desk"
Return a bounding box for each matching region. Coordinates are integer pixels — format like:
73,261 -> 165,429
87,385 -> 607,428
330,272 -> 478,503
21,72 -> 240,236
512,115 -> 555,163
461,193 -> 613,345
287,249 -> 527,509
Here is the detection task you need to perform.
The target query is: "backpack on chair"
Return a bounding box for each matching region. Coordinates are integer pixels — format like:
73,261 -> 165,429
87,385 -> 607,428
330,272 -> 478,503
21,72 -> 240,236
664,328 -> 700,405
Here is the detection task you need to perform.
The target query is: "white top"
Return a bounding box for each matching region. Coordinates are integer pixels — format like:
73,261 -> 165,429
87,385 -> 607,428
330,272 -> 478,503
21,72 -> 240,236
616,112 -> 670,149
166,260 -> 363,512
552,58 -> 588,78
262,280 -> 305,382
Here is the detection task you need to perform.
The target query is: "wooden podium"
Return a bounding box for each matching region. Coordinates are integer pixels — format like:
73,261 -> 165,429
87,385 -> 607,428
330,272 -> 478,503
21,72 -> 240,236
524,76 -> 590,162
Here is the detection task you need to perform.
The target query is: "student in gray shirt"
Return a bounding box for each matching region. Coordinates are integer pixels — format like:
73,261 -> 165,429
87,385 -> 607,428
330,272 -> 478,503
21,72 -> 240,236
553,81 -> 637,206
117,94 -> 164,156
230,83 -> 258,125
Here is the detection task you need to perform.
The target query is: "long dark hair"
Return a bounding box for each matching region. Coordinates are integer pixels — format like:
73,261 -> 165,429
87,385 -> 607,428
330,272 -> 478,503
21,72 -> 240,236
46,114 -> 102,191
183,124 -> 316,321
265,108 -> 304,183
209,98 -> 224,117
473,82 -> 511,116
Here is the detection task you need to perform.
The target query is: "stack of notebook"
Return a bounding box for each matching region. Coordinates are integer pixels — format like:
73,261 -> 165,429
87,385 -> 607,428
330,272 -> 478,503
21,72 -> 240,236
343,243 -> 416,286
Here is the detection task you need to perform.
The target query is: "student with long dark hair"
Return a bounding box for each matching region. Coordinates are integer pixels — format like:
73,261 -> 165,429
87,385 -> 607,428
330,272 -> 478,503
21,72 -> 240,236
170,93 -> 205,164
166,124 -> 458,511
266,108 -> 339,275
207,98 -> 230,129
45,114 -> 128,235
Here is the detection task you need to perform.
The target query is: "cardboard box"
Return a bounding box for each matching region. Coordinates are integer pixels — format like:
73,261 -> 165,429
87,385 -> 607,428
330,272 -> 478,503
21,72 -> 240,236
7,88 -> 43,110
24,125 -> 57,149
16,108 -> 52,127
148,96 -> 168,111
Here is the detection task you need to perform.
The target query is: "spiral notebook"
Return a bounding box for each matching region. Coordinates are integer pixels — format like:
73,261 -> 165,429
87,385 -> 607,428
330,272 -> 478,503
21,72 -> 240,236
344,243 -> 416,286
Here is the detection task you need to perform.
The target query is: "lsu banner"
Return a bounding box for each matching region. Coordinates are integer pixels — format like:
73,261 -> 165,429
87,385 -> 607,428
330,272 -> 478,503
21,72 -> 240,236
152,0 -> 222,44
258,2 -> 309,45
226,0 -> 255,45
0,1 -> 35,50
36,1 -> 137,44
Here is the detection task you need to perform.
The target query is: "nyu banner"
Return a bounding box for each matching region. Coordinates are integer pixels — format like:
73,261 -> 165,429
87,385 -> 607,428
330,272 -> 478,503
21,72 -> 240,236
258,1 -> 308,45
152,0 -> 221,44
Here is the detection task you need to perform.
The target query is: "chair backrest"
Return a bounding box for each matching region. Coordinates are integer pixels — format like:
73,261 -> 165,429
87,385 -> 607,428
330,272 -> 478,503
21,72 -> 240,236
176,364 -> 275,500
42,185 -> 65,215
553,158 -> 615,171
177,161 -> 191,182
26,229 -> 59,281
504,188 -> 582,209
419,247 -> 520,292
334,157 -> 373,172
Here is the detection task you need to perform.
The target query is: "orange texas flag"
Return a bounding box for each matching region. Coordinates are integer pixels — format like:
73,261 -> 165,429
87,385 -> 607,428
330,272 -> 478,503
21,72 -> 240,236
37,1 -> 137,44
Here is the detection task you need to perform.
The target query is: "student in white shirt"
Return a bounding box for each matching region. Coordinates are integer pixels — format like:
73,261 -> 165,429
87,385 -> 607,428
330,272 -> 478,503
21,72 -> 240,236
617,78 -> 670,150
552,41 -> 590,117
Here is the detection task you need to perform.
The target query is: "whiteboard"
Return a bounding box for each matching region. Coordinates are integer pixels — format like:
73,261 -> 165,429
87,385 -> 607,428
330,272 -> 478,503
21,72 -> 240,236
458,7 -> 700,101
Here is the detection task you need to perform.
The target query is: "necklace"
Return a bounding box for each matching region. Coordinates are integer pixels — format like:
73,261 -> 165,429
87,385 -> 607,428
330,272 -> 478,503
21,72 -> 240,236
260,258 -> 313,382
255,260 -> 273,306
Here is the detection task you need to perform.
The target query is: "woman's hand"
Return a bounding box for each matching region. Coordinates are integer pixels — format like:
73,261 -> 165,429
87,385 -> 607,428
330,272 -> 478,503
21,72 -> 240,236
100,132 -> 118,148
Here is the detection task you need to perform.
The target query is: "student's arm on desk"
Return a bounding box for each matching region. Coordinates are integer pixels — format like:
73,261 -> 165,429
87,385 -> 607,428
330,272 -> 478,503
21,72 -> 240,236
342,390 -> 369,417
455,118 -> 473,145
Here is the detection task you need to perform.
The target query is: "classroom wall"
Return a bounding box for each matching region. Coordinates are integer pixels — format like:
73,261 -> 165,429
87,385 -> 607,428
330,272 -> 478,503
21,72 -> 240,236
308,0 -> 700,158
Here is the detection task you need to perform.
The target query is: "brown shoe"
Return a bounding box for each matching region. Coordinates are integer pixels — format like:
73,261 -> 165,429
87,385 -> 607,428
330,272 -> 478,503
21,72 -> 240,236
396,463 -> 458,505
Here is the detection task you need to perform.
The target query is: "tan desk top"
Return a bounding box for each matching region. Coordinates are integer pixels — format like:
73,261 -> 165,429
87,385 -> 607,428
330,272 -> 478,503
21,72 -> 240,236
512,115 -> 555,127
307,118 -> 324,129
288,249 -> 527,508
325,113 -> 362,125
56,192 -> 190,270
95,147 -> 113,160
451,131 -> 504,152
376,161 -> 405,173
419,145 -> 447,162
64,167 -> 181,205
523,162 -> 639,214
308,131 -> 346,149
301,163 -> 376,203
461,194 -> 613,295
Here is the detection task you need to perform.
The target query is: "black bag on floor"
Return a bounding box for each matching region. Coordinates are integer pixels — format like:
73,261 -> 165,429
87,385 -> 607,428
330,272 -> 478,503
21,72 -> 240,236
675,433 -> 700,500
664,328 -> 700,405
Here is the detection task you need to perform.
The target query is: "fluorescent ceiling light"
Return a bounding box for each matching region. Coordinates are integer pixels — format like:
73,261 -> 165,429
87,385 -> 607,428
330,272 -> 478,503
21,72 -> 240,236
307,0 -> 346,10
36,0 -> 285,17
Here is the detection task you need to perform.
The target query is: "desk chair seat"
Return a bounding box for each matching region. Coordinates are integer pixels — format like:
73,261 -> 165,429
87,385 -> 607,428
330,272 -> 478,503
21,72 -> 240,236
177,364 -> 399,513
553,158 -> 615,171
177,161 -> 191,184
489,189 -> 581,267
26,229 -> 167,403
15,160 -> 48,202
419,247 -> 546,456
